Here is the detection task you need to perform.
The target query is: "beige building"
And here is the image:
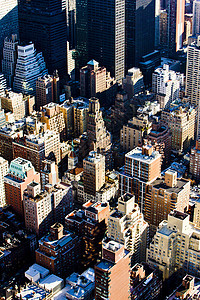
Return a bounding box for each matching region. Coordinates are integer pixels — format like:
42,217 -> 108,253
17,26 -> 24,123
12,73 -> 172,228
147,210 -> 200,280
145,170 -> 190,236
193,199 -> 200,228
1,90 -> 35,120
120,114 -> 152,152
122,67 -> 144,99
40,102 -> 65,140
0,157 -> 8,207
83,151 -> 105,197
190,141 -> 200,182
108,193 -> 149,265
161,102 -> 196,154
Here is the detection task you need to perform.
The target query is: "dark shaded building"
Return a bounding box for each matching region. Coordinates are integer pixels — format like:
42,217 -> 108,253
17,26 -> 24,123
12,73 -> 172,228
125,0 -> 155,71
18,0 -> 67,76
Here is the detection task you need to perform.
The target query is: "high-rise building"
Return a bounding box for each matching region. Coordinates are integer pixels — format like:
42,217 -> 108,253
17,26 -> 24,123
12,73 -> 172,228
36,223 -> 81,278
160,10 -> 168,48
147,211 -> 200,280
0,0 -> 18,57
76,0 -> 88,67
0,90 -> 35,121
40,160 -> 59,190
145,170 -> 190,235
107,193 -> 149,265
0,157 -> 8,207
66,41 -> 75,80
189,141 -> 200,182
0,73 -> 7,97
161,101 -> 196,154
13,43 -> 48,96
125,0 -> 155,70
122,68 -> 144,100
4,158 -> 40,217
36,75 -> 53,110
152,64 -> 184,109
87,0 -> 125,81
13,130 -> 60,172
67,0 -> 76,49
193,198 -> 200,228
2,35 -> 18,88
168,0 -> 185,55
18,0 -> 67,76
193,0 -> 200,36
83,151 -> 105,197
119,145 -> 161,213
95,240 -> 130,300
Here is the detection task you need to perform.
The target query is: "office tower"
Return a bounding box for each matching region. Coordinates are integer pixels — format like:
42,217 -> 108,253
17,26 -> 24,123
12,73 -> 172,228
125,0 -> 155,70
130,263 -> 163,300
160,10 -> 168,48
2,35 -> 18,88
155,0 -> 160,48
24,182 -> 73,236
193,0 -> 200,35
95,241 -> 130,300
13,43 -> 48,96
83,151 -> 105,197
36,75 -> 53,110
40,160 -> 59,190
189,141 -> 200,182
66,201 -> 109,269
0,0 -> 18,57
168,0 -> 185,55
0,91 -> 35,121
67,41 -> 75,80
18,0 -> 67,76
152,64 -> 184,108
67,0 -> 76,49
145,170 -> 190,235
60,98 -> 89,138
108,194 -> 148,265
52,70 -> 60,104
0,111 -> 6,129
40,102 -> 66,140
147,211 -> 200,280
76,0 -> 88,67
13,130 -> 60,172
0,157 -> 8,207
122,68 -> 144,100
119,145 -> 161,213
87,0 -> 125,81
4,158 -> 40,217
120,115 -> 152,152
87,98 -> 112,168
161,101 -> 196,154
36,223 -> 81,277
146,122 -> 172,166
0,73 -> 7,97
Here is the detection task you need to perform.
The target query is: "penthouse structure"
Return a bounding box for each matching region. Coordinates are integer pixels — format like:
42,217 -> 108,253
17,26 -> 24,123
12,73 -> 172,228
147,211 -> 200,280
145,170 -> 190,236
13,130 -> 60,172
36,223 -> 81,278
161,101 -> 196,154
65,201 -> 109,270
4,158 -> 40,217
120,145 -> 161,213
107,194 -> 149,265
152,65 -> 183,109
95,241 -> 130,300
0,90 -> 35,121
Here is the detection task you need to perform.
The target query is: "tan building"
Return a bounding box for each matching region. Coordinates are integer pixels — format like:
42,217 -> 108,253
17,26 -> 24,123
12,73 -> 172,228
83,151 -> 105,197
193,199 -> 200,228
147,211 -> 200,280
161,102 -> 196,154
122,67 -> 144,100
0,90 -> 35,120
120,114 -> 152,152
145,170 -> 190,236
108,193 -> 149,265
0,157 -> 8,207
190,140 -> 200,182
40,102 -> 65,140
36,75 -> 53,110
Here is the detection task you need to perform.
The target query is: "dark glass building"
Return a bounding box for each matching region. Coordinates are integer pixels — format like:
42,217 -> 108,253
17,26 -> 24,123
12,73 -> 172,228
76,0 -> 88,67
18,0 -> 67,76
125,0 -> 155,71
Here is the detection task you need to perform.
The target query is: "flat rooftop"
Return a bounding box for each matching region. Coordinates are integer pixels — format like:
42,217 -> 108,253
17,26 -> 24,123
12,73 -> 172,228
151,177 -> 188,194
126,147 -> 160,163
169,210 -> 188,220
16,284 -> 49,300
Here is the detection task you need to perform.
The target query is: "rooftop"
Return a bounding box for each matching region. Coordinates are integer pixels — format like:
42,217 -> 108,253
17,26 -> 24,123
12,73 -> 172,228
126,147 -> 160,163
16,284 -> 50,300
151,177 -> 188,194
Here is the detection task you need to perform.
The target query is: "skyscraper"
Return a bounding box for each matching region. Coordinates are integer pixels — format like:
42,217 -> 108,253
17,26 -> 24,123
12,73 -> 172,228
125,0 -> 155,70
87,0 -> 125,80
18,0 -> 67,76
193,0 -> 200,36
0,157 -> 8,207
168,0 -> 185,56
0,0 -> 18,58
